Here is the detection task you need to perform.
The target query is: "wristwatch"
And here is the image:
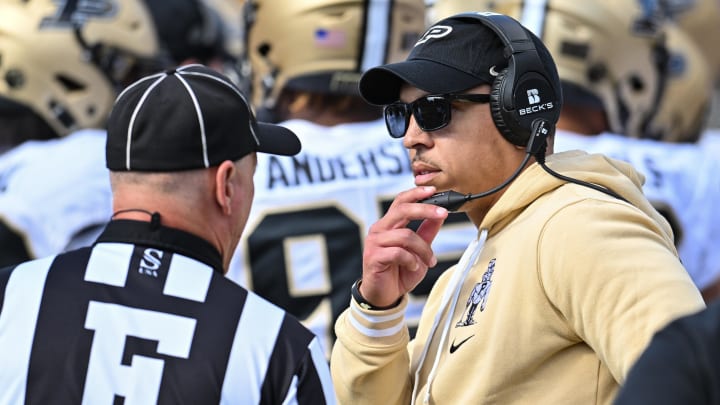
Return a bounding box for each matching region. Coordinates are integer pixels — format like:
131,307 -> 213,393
351,278 -> 402,311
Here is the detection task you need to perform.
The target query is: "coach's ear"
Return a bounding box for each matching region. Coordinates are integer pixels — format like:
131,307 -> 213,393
214,160 -> 237,216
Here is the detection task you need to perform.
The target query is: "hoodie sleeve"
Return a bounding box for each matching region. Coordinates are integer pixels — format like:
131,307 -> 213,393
330,295 -> 412,405
538,196 -> 706,383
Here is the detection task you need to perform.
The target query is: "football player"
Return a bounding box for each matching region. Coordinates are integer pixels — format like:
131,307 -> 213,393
0,0 -> 238,266
0,0 -> 163,153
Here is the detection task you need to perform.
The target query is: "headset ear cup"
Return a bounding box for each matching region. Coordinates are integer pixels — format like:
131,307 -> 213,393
490,68 -> 518,145
490,68 -> 530,146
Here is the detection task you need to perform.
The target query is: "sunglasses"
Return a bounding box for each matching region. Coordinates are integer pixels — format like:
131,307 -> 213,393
384,93 -> 492,138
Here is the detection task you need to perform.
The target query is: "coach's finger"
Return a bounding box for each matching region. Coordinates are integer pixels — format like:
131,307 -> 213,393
367,227 -> 437,269
375,187 -> 448,230
415,216 -> 446,246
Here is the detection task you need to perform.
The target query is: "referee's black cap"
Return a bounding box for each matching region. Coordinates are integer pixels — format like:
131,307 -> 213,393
106,64 -> 301,172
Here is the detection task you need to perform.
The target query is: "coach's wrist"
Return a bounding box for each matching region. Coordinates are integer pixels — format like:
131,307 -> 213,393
351,278 -> 402,311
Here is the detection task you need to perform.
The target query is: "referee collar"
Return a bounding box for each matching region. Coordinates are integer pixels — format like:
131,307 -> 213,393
95,219 -> 224,273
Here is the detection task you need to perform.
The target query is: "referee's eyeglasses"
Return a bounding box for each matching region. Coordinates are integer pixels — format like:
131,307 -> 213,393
384,93 -> 492,138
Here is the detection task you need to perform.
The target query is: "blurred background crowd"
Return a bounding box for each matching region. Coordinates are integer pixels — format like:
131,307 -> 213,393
0,0 -> 718,364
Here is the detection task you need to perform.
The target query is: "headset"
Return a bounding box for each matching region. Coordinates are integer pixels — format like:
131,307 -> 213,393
474,12 -> 563,147
419,12 -> 627,210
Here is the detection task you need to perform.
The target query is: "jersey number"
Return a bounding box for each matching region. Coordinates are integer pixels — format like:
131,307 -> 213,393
82,301 -> 196,404
245,201 -> 471,355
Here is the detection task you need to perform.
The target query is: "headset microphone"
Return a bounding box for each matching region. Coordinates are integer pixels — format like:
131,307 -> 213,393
418,190 -> 475,212
418,119 -> 547,211
417,153 -> 532,211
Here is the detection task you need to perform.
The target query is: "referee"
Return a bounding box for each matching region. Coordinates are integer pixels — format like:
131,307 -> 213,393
0,65 -> 335,404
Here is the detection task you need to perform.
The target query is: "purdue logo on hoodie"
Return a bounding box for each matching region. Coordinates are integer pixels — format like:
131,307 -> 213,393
456,258 -> 496,327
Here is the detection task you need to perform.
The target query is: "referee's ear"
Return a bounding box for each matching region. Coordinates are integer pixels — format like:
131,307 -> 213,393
214,160 -> 236,216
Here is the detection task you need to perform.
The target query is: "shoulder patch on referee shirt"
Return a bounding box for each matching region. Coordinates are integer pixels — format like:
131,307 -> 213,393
138,248 -> 163,278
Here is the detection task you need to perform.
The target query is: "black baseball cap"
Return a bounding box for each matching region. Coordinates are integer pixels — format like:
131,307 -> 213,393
106,64 -> 301,171
359,14 -> 510,105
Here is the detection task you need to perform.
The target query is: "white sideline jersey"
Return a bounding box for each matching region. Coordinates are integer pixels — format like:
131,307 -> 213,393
555,129 -> 720,291
225,119 -> 477,357
0,129 -> 111,257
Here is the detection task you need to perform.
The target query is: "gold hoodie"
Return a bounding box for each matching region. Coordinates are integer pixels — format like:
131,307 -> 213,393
331,150 -> 705,404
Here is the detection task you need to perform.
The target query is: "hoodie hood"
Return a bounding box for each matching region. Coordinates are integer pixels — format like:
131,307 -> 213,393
481,150 -> 673,242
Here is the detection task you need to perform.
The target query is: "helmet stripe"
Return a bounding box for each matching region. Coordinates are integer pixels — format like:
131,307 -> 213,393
362,0 -> 392,71
519,0 -> 549,39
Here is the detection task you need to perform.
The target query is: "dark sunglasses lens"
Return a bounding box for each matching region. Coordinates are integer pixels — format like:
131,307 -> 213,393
414,97 -> 451,131
384,104 -> 410,138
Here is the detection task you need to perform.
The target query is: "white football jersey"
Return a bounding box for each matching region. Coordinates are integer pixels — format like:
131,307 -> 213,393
555,129 -> 720,291
0,129 -> 111,258
225,119 -> 477,357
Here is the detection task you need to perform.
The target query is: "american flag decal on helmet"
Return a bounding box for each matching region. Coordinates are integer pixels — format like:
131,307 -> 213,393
314,28 -> 347,48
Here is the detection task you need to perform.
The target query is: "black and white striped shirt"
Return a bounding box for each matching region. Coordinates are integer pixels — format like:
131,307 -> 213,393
0,220 -> 335,404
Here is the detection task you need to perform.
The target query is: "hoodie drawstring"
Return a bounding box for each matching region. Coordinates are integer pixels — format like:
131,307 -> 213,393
411,228 -> 489,405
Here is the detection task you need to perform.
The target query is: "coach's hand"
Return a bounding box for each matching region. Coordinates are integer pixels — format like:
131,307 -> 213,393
359,186 -> 448,308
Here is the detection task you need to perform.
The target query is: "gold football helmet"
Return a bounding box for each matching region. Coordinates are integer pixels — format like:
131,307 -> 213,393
244,0 -> 426,110
672,0 -> 720,81
429,0 -> 670,139
646,23 -> 712,142
0,0 -> 160,137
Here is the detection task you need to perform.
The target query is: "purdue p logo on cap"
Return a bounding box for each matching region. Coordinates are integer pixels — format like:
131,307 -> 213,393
415,25 -> 452,45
